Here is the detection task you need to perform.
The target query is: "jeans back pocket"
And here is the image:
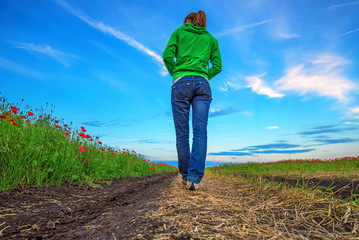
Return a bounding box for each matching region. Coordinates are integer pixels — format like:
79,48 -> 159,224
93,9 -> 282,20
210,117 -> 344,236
196,81 -> 212,100
172,82 -> 191,102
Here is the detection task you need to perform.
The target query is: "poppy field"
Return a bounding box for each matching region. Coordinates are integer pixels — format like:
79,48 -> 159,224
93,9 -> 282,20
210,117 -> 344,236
0,96 -> 177,190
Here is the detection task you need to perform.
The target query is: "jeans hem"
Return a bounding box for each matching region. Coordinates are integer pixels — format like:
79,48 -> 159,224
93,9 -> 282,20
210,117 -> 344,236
187,176 -> 201,184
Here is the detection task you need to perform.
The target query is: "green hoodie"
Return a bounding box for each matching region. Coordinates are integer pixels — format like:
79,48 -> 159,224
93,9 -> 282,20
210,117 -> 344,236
162,22 -> 222,80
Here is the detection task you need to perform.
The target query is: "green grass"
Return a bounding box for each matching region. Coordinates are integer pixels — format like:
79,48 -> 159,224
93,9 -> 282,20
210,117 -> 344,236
0,97 -> 177,190
207,157 -> 359,180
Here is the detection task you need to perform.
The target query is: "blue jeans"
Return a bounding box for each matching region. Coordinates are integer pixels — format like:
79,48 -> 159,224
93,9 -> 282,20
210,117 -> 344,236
171,75 -> 212,184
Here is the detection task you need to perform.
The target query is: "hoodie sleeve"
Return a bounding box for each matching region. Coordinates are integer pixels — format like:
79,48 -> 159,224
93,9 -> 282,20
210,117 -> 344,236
162,29 -> 179,76
208,38 -> 222,80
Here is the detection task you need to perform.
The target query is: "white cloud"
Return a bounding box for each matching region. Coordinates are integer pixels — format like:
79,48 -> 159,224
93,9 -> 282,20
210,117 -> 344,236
272,19 -> 300,39
0,57 -> 43,78
350,107 -> 359,113
345,122 -> 359,125
332,27 -> 359,39
245,73 -> 284,98
276,32 -> 300,39
266,126 -> 279,129
156,98 -> 165,106
275,54 -> 356,102
214,20 -> 272,37
227,80 -> 241,90
56,0 -> 167,75
15,42 -> 78,66
219,79 -> 241,93
327,1 -> 359,10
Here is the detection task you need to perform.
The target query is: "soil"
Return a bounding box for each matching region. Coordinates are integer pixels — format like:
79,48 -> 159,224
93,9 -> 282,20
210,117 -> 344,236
1,172 -> 358,239
0,173 -> 177,239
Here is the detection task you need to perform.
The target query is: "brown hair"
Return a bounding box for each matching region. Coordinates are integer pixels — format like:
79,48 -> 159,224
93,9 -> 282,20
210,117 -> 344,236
183,12 -> 196,25
193,10 -> 206,28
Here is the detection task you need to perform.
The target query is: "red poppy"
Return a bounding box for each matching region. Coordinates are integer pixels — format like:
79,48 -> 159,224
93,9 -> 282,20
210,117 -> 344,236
81,126 -> 86,132
64,124 -> 68,127
78,132 -> 85,137
63,137 -> 67,139
96,136 -> 99,139
55,120 -> 59,123
98,141 -> 102,145
56,125 -> 62,129
78,145 -> 86,152
111,152 -> 115,155
28,111 -> 34,116
10,106 -> 18,114
65,130 -> 69,135
0,115 -> 7,119
130,160 -> 133,163
84,134 -> 91,139
100,148 -> 105,151
10,118 -> 18,126
90,139 -> 93,141
84,160 -> 88,164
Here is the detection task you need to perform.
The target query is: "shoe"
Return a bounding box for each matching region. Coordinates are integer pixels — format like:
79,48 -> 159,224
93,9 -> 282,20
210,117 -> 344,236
181,179 -> 187,186
186,181 -> 200,191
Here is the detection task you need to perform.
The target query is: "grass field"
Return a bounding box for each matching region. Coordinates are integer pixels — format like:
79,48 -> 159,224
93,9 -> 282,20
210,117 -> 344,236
207,157 -> 359,205
207,157 -> 359,180
0,96 -> 177,190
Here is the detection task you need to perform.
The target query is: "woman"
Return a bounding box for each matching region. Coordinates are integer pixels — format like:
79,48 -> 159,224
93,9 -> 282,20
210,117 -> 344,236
163,10 -> 222,190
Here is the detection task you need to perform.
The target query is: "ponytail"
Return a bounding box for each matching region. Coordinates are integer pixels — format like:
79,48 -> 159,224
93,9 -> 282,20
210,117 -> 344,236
193,10 -> 207,28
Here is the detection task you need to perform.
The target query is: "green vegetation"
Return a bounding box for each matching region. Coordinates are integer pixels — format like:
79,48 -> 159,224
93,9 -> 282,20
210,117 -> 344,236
0,97 -> 177,190
207,157 -> 359,180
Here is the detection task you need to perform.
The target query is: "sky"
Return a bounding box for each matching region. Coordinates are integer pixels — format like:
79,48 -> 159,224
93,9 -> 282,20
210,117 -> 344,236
1,0 -> 359,164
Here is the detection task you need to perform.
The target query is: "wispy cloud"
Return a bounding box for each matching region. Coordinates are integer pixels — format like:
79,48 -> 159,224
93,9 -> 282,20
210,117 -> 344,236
56,0 -> 167,75
14,42 -> 78,67
0,57 -> 43,78
319,138 -> 359,145
238,143 -> 301,151
266,126 -> 279,129
275,54 -> 356,102
351,107 -> 359,114
209,106 -> 243,118
82,119 -> 141,127
135,138 -> 161,144
209,142 -> 315,156
345,121 -> 359,125
208,151 -> 254,156
276,31 -> 300,39
214,20 -> 272,37
327,1 -> 359,10
255,149 -> 315,154
272,17 -> 300,39
219,78 -> 241,93
298,124 -> 358,136
245,73 -> 284,98
332,27 -> 359,39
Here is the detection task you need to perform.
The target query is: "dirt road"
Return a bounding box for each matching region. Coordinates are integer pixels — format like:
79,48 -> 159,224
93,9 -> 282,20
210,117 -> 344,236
1,173 -> 358,239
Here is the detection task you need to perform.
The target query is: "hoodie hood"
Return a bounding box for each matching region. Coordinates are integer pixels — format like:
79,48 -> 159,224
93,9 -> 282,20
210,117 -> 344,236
180,22 -> 209,35
162,22 -> 222,80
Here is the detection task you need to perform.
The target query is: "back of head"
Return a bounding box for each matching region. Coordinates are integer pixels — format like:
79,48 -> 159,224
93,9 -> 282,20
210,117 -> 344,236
193,10 -> 206,28
183,12 -> 196,25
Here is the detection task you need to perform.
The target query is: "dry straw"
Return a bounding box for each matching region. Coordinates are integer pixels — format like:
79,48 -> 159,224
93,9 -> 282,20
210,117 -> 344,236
133,173 -> 359,239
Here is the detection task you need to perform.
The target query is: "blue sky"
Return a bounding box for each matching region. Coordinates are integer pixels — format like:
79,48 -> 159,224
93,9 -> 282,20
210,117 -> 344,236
1,0 -> 359,164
